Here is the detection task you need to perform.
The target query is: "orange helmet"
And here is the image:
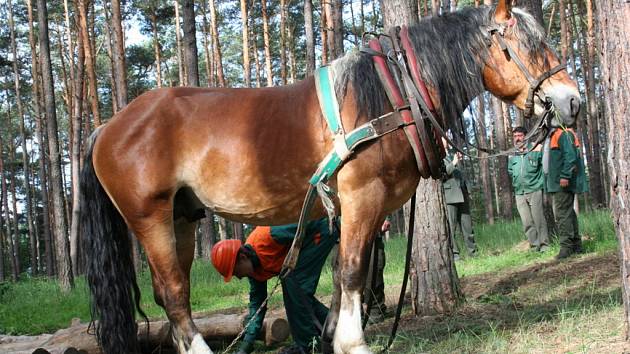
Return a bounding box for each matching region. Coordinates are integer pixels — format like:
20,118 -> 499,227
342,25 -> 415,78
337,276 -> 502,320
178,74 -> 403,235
211,239 -> 242,282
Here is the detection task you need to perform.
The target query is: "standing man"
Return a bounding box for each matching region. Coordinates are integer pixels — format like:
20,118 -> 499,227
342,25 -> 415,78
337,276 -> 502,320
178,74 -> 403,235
508,126 -> 549,252
544,126 -> 589,259
443,143 -> 477,259
211,218 -> 338,354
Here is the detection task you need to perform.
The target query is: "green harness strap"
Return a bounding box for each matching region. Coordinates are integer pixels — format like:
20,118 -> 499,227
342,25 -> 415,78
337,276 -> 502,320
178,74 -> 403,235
281,66 -> 407,277
311,66 -> 402,185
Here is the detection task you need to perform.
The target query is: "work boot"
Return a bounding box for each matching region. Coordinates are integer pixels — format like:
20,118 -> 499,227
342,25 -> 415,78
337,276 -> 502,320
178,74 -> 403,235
573,243 -> 584,254
539,244 -> 550,252
555,248 -> 573,260
366,310 -> 385,325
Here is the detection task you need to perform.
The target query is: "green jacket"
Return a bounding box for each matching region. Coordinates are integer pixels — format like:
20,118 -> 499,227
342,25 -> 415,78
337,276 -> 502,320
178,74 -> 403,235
508,147 -> 544,195
240,218 -> 338,352
544,129 -> 589,194
442,154 -> 466,204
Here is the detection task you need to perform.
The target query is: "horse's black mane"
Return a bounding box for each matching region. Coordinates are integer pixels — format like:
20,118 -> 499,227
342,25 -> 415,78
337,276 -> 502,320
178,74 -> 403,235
331,5 -> 548,131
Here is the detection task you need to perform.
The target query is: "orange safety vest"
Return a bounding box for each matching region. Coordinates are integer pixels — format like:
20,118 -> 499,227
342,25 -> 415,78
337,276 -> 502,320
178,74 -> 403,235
550,127 -> 580,149
245,226 -> 291,282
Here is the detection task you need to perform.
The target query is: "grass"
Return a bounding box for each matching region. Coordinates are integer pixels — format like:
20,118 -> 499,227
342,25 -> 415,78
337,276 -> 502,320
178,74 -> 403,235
0,210 -> 623,353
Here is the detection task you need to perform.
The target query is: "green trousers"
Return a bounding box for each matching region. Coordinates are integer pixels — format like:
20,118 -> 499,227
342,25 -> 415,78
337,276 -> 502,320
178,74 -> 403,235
446,189 -> 476,255
515,190 -> 549,249
551,190 -> 581,252
281,228 -> 337,350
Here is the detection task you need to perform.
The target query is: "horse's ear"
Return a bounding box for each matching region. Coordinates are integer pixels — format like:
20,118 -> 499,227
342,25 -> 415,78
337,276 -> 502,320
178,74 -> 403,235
494,0 -> 512,22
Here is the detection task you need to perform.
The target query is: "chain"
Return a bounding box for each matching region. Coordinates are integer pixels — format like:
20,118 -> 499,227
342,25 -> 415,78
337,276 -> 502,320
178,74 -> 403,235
220,277 -> 283,354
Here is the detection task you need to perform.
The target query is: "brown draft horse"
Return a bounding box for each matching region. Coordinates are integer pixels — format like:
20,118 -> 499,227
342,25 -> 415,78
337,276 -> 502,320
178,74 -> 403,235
80,1 -> 580,353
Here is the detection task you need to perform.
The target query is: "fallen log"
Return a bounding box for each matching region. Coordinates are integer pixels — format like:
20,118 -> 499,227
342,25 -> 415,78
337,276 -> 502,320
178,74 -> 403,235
0,313 -> 289,354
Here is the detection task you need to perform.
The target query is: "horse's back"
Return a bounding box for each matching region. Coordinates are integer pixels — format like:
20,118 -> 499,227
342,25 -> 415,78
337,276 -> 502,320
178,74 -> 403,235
92,81 -> 330,224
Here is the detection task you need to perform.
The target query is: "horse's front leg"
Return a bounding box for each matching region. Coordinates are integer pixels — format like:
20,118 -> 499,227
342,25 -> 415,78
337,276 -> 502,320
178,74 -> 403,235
333,188 -> 385,354
322,247 -> 342,353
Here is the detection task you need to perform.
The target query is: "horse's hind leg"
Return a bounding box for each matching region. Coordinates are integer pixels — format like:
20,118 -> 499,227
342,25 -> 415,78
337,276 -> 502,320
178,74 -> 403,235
131,211 -> 212,354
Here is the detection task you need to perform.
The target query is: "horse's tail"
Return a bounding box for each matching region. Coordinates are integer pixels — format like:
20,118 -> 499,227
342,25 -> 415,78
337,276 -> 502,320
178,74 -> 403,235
81,126 -> 146,353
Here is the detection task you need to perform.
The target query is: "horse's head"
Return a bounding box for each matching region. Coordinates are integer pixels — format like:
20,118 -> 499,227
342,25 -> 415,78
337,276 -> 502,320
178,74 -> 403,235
482,0 -> 580,123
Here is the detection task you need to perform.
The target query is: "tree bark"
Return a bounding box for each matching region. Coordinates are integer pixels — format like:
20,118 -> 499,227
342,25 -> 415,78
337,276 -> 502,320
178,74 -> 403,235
78,0 -> 101,127
208,0 -> 226,87
382,0 -> 463,315
38,0 -> 75,291
320,0 -> 329,65
151,12 -> 163,88
8,0 -> 36,273
476,95 -> 495,224
27,0 -> 54,276
110,0 -> 128,109
252,21 -> 262,87
8,137 -> 22,280
331,0 -> 344,59
182,0 -> 200,87
69,19 -> 85,277
596,0 -> 630,339
279,0 -> 287,85
218,217 -> 228,241
197,210 -> 215,259
492,98 -> 514,220
302,0 -> 315,75
583,0 -> 606,207
240,0 -> 251,86
174,0 -> 186,85
261,0 -> 273,86
201,0 -> 213,87
1,132 -> 19,281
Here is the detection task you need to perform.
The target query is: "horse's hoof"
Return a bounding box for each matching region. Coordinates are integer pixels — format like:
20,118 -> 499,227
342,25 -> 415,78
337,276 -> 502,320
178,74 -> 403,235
187,333 -> 213,354
334,343 -> 372,354
348,345 -> 372,354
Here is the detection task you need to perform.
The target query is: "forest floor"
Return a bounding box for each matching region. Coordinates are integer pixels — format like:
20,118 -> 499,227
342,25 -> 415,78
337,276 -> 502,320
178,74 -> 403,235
0,210 -> 625,353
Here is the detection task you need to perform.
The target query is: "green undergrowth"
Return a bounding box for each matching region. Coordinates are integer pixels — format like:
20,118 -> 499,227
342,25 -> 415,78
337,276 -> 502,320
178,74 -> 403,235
0,210 -> 620,354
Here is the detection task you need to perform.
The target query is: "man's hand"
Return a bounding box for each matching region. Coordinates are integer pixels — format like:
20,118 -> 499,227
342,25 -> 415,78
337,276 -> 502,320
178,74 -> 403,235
560,178 -> 570,188
381,220 -> 391,232
452,152 -> 461,165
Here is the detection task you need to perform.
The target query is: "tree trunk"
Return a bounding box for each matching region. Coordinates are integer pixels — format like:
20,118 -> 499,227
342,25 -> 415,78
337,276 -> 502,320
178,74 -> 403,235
382,0 -> 463,315
182,0 -> 200,87
208,0 -> 226,87
1,133 -> 19,281
261,0 -> 273,86
69,21 -> 85,276
431,0 -> 439,15
218,217 -> 228,241
252,22 -> 262,87
320,0 -> 329,65
200,0 -> 213,87
149,12 -> 163,88
583,0 -> 606,207
232,222 -> 244,241
476,95 -> 495,224
411,178 -> 463,315
111,0 -> 128,110
78,0 -> 101,127
8,139 -> 22,280
331,0 -> 344,59
240,0 -> 251,86
303,0 -> 315,75
492,98 -> 513,220
558,3 -> 569,84
174,0 -> 186,86
198,210 -> 215,259
279,0 -> 287,85
38,0 -> 75,291
596,0 -> 630,339
8,0 -> 37,273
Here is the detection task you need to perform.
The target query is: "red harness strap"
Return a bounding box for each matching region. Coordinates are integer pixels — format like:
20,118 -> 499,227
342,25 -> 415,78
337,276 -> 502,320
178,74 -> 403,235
368,39 -> 431,178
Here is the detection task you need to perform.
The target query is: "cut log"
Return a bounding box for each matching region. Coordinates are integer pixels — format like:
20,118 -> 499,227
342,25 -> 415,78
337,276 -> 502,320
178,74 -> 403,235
0,313 -> 289,354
